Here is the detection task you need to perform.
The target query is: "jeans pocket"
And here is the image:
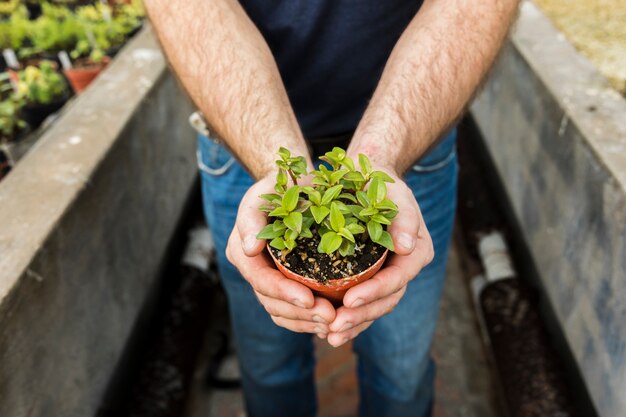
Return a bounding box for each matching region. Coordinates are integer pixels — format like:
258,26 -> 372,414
412,129 -> 457,173
197,133 -> 235,176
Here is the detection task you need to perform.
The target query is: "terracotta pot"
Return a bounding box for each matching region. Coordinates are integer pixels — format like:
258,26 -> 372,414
267,244 -> 388,306
64,57 -> 111,94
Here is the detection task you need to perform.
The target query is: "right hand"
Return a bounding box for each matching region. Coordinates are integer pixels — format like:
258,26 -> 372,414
226,174 -> 336,338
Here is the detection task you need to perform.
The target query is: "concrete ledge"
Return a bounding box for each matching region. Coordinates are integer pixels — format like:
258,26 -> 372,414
471,2 -> 626,417
0,26 -> 196,417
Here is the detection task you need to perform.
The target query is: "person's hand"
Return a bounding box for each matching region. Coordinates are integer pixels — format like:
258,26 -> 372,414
326,166 -> 434,347
226,174 -> 336,338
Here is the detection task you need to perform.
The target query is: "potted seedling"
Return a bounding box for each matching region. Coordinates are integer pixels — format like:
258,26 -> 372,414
0,94 -> 28,144
65,38 -> 109,93
256,147 -> 398,304
15,60 -> 70,128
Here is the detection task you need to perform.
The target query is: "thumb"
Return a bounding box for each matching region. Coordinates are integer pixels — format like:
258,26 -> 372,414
386,183 -> 420,256
236,184 -> 269,257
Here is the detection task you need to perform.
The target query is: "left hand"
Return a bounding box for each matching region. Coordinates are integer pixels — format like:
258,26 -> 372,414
326,167 -> 434,347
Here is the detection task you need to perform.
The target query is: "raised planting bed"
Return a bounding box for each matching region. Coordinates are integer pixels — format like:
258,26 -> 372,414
0,26 -> 197,417
471,2 -> 626,416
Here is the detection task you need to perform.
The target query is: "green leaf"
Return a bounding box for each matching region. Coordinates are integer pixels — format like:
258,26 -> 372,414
367,177 -> 387,203
339,240 -> 356,257
284,211 -> 303,233
383,210 -> 398,220
295,200 -> 313,212
367,220 -> 383,241
338,227 -> 355,243
371,214 -> 391,225
347,205 -> 368,222
332,147 -> 346,160
330,202 -> 345,231
275,184 -> 286,194
344,171 -> 365,182
273,221 -> 287,232
377,199 -> 398,211
269,237 -> 286,250
302,188 -> 322,206
346,222 -> 365,235
360,207 -> 379,217
312,177 -> 329,187
269,206 -> 289,217
375,230 -> 394,251
260,193 -> 282,203
257,224 -> 284,240
359,154 -> 372,176
282,186 -> 300,212
259,204 -> 276,213
284,239 -> 297,251
330,168 -> 349,185
278,147 -> 290,160
303,215 -> 315,229
276,168 -> 288,186
370,171 -> 395,183
285,229 -> 299,242
356,191 -> 370,207
318,231 -> 343,254
342,156 -> 355,171
300,227 -> 313,238
321,184 -> 343,206
338,193 -> 358,203
311,205 -> 330,224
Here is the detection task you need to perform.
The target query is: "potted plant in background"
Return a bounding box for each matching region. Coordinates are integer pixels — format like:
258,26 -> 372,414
15,60 -> 70,127
65,38 -> 109,93
256,147 -> 398,304
0,94 -> 28,144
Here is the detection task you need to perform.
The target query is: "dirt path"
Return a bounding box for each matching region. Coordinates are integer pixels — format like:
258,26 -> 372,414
534,0 -> 626,94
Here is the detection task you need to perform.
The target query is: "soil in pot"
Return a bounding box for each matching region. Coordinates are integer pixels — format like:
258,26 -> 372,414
64,57 -> 110,93
270,233 -> 386,284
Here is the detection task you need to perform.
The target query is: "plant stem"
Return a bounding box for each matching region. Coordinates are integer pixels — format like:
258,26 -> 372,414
288,169 -> 298,186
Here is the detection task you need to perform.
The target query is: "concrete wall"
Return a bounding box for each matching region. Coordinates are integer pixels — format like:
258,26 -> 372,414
471,2 -> 626,417
0,27 -> 196,417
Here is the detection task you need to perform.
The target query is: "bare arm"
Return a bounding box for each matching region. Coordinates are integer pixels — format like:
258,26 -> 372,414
144,0 -> 310,179
329,0 -> 520,346
349,0 -> 519,173
145,0 -> 335,336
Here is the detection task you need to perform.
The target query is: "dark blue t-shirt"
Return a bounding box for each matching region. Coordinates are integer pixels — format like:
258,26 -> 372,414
239,1 -> 423,139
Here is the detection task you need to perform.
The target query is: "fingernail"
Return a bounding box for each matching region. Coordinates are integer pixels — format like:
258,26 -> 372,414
243,235 -> 257,253
316,332 -> 327,339
339,322 -> 353,332
350,298 -> 365,308
399,233 -> 415,251
335,336 -> 350,347
312,314 -> 325,323
293,299 -> 306,308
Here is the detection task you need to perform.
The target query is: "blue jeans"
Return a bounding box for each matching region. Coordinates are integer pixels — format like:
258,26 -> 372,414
198,131 -> 458,417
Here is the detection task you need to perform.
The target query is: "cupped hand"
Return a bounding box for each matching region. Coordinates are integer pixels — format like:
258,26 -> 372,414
226,174 -> 336,338
326,167 -> 434,347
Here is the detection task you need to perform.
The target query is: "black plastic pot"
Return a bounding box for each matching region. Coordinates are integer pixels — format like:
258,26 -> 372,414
21,91 -> 70,129
25,2 -> 42,20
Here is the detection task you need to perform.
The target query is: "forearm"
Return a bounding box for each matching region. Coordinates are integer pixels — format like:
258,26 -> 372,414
349,0 -> 519,173
144,0 -> 309,179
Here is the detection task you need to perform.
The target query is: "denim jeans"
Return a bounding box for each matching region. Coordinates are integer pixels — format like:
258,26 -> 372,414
198,130 -> 458,417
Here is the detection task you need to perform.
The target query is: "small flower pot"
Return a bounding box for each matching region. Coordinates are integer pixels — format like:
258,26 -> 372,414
21,91 -> 70,129
267,244 -> 388,306
64,57 -> 111,94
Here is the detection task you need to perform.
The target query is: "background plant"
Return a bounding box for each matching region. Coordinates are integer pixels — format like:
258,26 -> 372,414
257,147 -> 398,259
16,61 -> 68,105
0,95 -> 27,142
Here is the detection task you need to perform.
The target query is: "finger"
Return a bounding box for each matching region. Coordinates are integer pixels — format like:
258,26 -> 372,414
256,293 -> 336,324
343,233 -> 432,307
228,229 -> 315,307
236,180 -> 273,257
327,321 -> 373,347
271,316 -> 329,335
330,286 -> 406,333
386,181 -> 421,256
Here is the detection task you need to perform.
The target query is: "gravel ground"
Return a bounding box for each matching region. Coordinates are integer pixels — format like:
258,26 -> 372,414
534,0 -> 626,94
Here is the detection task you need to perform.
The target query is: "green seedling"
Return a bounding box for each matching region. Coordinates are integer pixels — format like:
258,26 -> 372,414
257,147 -> 398,259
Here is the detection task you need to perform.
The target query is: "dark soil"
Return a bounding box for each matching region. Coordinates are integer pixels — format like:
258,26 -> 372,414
270,233 -> 385,283
481,279 -> 578,417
